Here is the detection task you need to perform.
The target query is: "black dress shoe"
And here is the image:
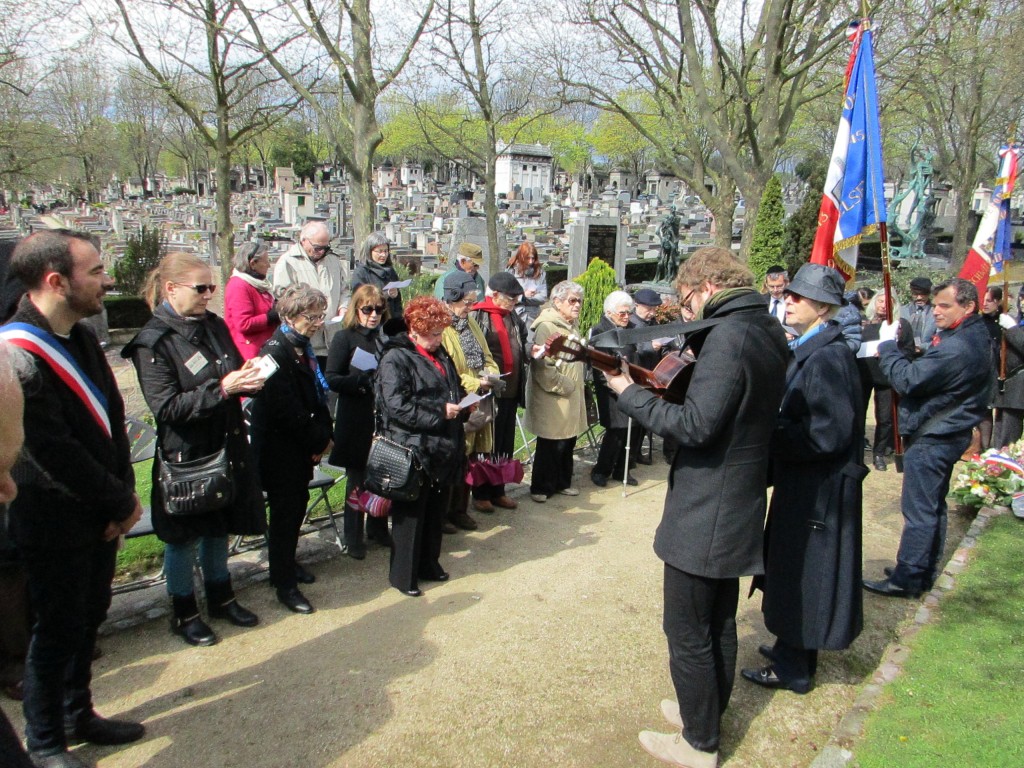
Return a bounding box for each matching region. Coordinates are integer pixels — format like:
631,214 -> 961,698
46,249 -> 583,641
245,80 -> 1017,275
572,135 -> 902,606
209,598 -> 258,627
758,644 -> 774,661
171,615 -> 217,647
873,456 -> 887,471
277,587 -> 315,614
740,665 -> 812,694
66,714 -> 146,745
396,586 -> 422,597
295,564 -> 316,584
419,571 -> 450,582
591,472 -> 609,487
862,578 -> 922,598
636,454 -> 653,465
345,539 -> 367,560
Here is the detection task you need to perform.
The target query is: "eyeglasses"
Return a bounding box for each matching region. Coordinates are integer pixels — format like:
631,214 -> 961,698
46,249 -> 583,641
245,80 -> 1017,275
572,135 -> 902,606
305,241 -> 331,254
612,309 -> 632,316
301,313 -> 327,323
680,289 -> 695,313
360,305 -> 386,315
176,283 -> 216,295
564,297 -> 582,305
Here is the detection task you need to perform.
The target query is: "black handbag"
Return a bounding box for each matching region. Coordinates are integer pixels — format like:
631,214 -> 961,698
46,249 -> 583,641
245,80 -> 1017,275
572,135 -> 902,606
158,444 -> 235,516
364,433 -> 423,502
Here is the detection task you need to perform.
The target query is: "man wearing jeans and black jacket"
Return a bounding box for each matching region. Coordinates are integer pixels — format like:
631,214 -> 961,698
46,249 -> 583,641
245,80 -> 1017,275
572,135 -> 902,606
864,277 -> 992,598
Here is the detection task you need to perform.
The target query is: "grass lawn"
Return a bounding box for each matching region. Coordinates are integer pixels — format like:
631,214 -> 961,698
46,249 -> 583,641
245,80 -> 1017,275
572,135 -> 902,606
854,514 -> 1024,767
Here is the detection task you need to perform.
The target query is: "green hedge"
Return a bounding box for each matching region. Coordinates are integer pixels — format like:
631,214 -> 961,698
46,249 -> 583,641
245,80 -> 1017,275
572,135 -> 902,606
104,295 -> 152,329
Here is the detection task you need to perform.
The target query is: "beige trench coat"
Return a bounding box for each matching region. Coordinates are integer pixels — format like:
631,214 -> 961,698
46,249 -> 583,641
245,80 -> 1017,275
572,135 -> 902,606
524,307 -> 587,440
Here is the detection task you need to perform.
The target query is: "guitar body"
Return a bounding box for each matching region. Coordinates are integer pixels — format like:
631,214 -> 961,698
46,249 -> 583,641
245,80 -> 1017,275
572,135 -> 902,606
544,333 -> 696,404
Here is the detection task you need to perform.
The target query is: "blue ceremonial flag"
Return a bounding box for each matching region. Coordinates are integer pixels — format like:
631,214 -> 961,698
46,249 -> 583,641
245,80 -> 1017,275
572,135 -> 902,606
809,21 -> 886,284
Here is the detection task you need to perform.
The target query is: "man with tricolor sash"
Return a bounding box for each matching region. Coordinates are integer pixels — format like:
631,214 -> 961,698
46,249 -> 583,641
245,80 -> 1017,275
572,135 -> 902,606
0,230 -> 144,768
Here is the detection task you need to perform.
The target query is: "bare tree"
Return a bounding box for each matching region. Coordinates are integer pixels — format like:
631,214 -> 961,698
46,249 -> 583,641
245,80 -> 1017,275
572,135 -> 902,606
110,0 -> 300,269
115,65 -> 168,197
236,0 -> 435,246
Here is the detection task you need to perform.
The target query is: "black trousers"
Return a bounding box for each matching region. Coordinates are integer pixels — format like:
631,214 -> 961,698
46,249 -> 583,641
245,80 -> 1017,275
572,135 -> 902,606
343,468 -> 388,543
21,538 -> 117,755
594,426 -> 628,478
770,637 -> 818,683
530,436 -> 577,496
663,563 -> 739,754
266,484 -> 309,591
390,481 -> 448,592
994,408 -> 1024,450
872,386 -> 895,459
473,397 -> 518,501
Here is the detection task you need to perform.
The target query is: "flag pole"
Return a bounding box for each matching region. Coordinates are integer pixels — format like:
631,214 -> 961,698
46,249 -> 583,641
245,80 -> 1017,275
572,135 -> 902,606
858,5 -> 904,471
999,123 -> 1018,403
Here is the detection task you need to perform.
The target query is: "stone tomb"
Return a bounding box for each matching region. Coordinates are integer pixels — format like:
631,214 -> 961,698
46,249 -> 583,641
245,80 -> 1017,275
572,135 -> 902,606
567,215 -> 626,283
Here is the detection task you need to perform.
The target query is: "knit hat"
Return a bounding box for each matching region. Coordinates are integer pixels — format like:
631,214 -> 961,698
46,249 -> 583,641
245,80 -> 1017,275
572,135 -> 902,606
443,271 -> 478,302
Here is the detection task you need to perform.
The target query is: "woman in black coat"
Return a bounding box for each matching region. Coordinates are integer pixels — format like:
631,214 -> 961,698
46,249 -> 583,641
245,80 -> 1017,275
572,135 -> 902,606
350,231 -> 403,319
376,296 -> 465,597
743,264 -> 867,695
590,290 -> 639,486
325,283 -> 390,559
124,253 -> 265,647
249,286 -> 333,614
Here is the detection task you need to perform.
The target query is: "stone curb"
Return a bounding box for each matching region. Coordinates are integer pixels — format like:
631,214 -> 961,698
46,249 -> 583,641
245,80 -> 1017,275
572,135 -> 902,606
809,505 -> 1006,768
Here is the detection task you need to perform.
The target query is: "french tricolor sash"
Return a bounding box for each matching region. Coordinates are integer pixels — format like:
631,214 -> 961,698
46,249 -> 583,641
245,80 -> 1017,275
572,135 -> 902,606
0,322 -> 112,438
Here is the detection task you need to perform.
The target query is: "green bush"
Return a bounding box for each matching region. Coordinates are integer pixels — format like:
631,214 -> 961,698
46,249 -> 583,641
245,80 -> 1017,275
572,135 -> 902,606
544,264 -> 568,292
173,187 -> 197,195
574,258 -> 619,337
104,295 -> 152,329
113,227 -> 164,296
748,175 -> 786,285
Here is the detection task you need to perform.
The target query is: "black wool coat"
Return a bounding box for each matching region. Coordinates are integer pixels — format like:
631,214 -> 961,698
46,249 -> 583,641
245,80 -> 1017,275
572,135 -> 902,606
6,297 -> 135,549
351,261 -> 403,319
123,304 -> 265,544
992,325 -> 1024,410
375,333 -> 465,485
470,302 -> 528,406
590,315 -> 637,430
617,290 -> 789,578
325,324 -> 382,470
249,327 -> 334,492
759,323 -> 866,651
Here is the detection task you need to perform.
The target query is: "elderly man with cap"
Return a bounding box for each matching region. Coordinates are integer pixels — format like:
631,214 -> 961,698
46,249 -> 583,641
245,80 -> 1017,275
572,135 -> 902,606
899,276 -> 937,351
434,242 -> 486,300
441,270 -> 498,531
630,288 -> 668,465
742,263 -> 866,696
470,272 -> 529,511
864,277 -> 991,598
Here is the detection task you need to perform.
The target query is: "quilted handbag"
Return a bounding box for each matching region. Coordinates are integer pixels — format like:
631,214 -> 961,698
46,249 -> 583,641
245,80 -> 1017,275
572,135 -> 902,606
158,444 -> 234,516
364,434 -> 423,502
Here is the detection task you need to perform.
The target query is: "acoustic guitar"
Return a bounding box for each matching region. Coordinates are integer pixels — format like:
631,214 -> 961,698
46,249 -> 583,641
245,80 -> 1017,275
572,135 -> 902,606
543,333 -> 696,404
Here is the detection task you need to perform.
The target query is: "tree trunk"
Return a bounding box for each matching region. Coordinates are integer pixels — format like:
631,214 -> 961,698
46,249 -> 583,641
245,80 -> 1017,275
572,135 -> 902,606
483,152 -> 500,276
708,188 -> 734,250
737,175 -> 769,262
214,118 -> 234,282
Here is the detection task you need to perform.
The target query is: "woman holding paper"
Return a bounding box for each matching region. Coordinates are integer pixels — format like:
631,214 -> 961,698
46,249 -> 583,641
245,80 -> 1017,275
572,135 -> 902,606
376,296 -> 466,596
325,284 -> 391,559
440,271 -> 499,531
351,232 -> 404,319
249,285 -> 334,615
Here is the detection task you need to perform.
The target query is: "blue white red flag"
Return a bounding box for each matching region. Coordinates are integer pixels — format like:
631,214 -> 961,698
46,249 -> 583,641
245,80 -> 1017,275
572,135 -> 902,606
985,452 -> 1024,477
809,21 -> 886,285
959,143 -> 1020,295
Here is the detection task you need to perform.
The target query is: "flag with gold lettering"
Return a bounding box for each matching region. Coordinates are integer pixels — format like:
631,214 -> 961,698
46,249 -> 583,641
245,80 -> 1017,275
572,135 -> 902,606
809,21 -> 885,284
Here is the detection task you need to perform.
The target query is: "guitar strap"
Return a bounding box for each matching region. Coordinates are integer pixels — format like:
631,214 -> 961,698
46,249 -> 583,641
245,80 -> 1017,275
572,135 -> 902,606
589,317 -> 727,351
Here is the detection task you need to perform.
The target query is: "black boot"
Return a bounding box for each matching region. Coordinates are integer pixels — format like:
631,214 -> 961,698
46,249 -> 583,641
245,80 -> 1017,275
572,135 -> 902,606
366,516 -> 392,547
170,593 -> 217,646
206,579 -> 259,627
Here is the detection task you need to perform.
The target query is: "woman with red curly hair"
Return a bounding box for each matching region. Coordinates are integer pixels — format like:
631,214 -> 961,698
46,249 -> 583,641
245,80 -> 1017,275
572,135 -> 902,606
375,296 -> 466,596
507,241 -> 547,323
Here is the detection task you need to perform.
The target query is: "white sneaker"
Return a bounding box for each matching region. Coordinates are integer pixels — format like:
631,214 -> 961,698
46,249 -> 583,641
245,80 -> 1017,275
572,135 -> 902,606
556,486 -> 580,496
529,493 -> 548,503
660,699 -> 684,730
638,730 -> 717,768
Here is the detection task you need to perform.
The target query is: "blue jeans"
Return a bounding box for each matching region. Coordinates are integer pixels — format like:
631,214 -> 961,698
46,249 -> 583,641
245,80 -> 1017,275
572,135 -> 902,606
164,537 -> 230,597
21,539 -> 117,755
891,432 -> 972,591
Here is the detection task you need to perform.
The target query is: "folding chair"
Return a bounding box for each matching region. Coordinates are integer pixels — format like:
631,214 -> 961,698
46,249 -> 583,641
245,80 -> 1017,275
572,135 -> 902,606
113,419 -> 166,595
302,463 -> 344,551
514,409 -> 536,463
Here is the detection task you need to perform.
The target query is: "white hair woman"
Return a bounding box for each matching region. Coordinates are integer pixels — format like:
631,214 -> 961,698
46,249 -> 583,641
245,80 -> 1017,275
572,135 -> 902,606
589,289 -> 639,487
524,281 -> 588,501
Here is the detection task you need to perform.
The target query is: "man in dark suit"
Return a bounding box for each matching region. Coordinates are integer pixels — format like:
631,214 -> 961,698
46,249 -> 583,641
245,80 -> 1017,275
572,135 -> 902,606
2,230 -> 144,768
608,247 -> 789,768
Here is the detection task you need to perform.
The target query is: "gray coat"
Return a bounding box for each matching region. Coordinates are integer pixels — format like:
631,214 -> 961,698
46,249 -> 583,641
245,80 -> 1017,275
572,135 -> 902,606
617,290 -> 788,578
759,324 -> 866,650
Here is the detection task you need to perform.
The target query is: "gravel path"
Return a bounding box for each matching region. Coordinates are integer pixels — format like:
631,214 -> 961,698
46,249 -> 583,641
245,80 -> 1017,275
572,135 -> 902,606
0,444 -> 972,768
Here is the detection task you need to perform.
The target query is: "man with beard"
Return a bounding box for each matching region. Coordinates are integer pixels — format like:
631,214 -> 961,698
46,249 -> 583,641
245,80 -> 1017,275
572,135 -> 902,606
607,247 -> 788,768
1,230 -> 144,768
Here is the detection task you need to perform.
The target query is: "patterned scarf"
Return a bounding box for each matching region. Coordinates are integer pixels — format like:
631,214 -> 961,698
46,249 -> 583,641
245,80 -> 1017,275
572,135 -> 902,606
451,315 -> 485,371
281,324 -> 328,403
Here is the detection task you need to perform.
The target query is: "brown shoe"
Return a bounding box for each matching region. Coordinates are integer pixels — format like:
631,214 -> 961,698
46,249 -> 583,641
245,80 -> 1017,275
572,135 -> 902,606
449,511 -> 478,530
472,499 -> 495,513
492,495 -> 518,510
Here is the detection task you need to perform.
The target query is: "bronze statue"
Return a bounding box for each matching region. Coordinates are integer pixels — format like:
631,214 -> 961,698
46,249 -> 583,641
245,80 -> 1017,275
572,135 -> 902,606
655,205 -> 681,283
888,143 -> 937,260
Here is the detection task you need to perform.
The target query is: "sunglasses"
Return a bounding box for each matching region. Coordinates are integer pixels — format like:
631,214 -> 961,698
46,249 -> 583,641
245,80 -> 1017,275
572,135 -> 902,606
306,241 -> 331,253
176,283 -> 217,295
360,305 -> 386,315
564,297 -> 582,305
